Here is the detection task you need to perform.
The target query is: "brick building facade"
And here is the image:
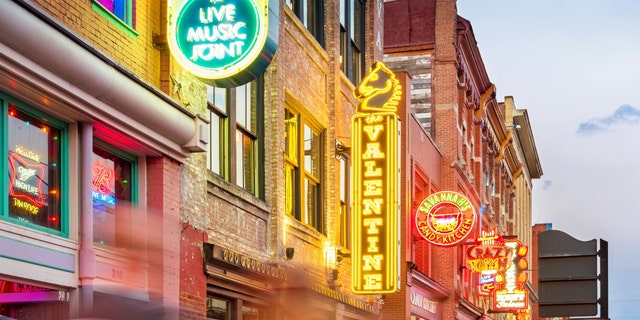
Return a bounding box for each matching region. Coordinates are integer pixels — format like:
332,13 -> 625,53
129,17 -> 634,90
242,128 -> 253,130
0,0 -> 542,319
0,0 -> 204,318
382,1 -> 542,320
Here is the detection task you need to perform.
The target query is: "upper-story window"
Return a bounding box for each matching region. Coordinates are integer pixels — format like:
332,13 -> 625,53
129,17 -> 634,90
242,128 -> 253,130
92,0 -> 137,36
286,0 -> 325,47
3,96 -> 67,236
92,141 -> 137,248
337,151 -> 351,249
340,0 -> 365,84
207,78 -> 264,198
284,107 -> 324,233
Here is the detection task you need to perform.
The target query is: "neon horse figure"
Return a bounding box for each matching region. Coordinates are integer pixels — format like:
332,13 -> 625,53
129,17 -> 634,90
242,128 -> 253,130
354,62 -> 402,113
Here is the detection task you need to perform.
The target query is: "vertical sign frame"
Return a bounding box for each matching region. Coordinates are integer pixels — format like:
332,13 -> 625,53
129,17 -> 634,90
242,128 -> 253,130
351,62 -> 401,294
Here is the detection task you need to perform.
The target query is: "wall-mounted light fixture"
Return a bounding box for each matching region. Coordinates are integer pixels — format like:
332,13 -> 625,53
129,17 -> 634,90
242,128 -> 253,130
285,247 -> 295,260
335,248 -> 350,266
507,124 -> 521,130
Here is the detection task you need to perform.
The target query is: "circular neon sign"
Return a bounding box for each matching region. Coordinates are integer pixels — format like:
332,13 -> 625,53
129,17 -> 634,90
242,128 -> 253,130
168,0 -> 274,86
415,191 -> 476,247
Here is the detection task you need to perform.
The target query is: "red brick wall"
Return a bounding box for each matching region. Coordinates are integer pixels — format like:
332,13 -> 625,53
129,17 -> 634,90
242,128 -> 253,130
433,0 -> 468,319
180,225 -> 207,320
148,156 -> 206,319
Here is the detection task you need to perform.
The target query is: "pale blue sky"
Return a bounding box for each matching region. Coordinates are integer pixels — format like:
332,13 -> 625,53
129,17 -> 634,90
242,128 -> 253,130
457,1 -> 640,318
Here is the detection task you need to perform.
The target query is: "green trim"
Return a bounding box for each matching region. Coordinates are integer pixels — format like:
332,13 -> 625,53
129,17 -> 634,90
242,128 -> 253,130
0,235 -> 75,273
93,139 -> 139,205
91,1 -> 139,39
0,92 -> 69,238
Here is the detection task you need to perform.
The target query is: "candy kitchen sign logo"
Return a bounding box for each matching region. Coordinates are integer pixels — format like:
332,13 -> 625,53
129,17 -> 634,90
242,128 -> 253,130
168,0 -> 278,87
415,191 -> 476,246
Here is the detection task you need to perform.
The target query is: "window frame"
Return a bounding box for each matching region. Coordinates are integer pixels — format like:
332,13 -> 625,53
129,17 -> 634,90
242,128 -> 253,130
284,106 -> 325,234
92,0 -> 138,38
337,151 -> 351,249
92,139 -> 139,249
286,0 -> 325,47
340,0 -> 365,84
1,93 -> 69,237
206,78 -> 265,199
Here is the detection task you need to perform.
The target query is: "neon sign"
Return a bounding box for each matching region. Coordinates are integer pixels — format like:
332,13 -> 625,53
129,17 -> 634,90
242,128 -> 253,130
92,161 -> 116,205
415,191 -> 476,246
466,229 -> 508,273
351,62 -> 401,294
465,229 -> 508,296
478,272 -> 497,296
8,147 -> 45,215
492,239 -> 529,311
167,0 -> 278,87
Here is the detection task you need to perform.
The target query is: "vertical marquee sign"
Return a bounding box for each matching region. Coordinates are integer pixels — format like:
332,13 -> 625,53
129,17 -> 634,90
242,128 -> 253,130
351,62 -> 401,294
493,239 -> 529,312
167,0 -> 278,87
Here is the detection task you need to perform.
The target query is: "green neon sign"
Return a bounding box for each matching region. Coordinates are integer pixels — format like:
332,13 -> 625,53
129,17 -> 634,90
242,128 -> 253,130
168,0 -> 277,87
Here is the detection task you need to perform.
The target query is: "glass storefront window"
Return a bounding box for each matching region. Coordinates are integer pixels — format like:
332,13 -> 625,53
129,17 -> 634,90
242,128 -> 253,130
92,143 -> 135,248
207,297 -> 231,320
206,297 -> 268,320
242,303 -> 267,320
7,104 -> 63,233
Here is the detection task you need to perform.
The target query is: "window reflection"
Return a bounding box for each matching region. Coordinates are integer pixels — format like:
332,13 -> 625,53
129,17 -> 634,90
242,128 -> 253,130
92,144 -> 134,248
8,107 -> 62,231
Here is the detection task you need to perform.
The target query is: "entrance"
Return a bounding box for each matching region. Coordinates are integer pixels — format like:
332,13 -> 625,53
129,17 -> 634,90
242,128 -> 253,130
0,280 -> 68,319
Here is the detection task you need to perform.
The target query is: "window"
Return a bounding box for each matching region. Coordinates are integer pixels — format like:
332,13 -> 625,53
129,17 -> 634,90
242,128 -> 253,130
340,0 -> 365,84
284,108 -> 324,233
92,142 -> 137,248
4,98 -> 66,235
92,0 -> 137,36
206,296 -> 269,320
285,0 -> 325,46
338,152 -> 351,249
207,297 -> 232,320
207,78 -> 264,198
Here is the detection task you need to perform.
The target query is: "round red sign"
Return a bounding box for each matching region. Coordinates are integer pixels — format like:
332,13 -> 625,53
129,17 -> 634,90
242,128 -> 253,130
415,191 -> 476,247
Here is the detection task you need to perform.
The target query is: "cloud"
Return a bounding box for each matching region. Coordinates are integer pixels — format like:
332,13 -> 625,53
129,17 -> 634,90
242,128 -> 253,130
577,104 -> 640,135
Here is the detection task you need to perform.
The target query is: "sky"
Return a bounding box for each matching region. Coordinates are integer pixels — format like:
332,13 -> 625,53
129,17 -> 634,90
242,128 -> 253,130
456,1 -> 640,318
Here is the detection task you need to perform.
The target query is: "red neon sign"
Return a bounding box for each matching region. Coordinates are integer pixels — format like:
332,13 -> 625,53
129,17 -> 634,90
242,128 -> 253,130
466,229 -> 509,274
8,152 -> 45,208
415,191 -> 476,247
492,239 -> 529,312
92,161 -> 115,195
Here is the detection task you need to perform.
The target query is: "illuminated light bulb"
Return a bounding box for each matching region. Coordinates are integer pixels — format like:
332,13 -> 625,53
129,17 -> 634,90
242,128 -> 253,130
518,272 -> 528,283
8,109 -> 16,117
517,245 -> 528,257
518,259 -> 528,270
42,127 -> 49,133
50,190 -> 58,195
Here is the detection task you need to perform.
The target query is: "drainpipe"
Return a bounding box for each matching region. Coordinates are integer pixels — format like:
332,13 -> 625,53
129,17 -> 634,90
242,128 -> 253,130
78,122 -> 95,316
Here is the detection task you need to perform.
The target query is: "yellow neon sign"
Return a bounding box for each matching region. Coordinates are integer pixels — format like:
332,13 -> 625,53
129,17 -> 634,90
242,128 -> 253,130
351,62 -> 401,294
